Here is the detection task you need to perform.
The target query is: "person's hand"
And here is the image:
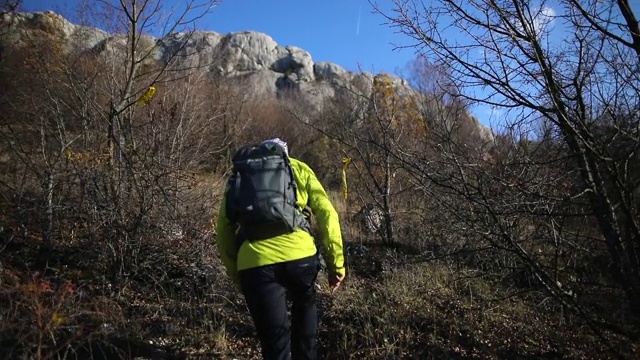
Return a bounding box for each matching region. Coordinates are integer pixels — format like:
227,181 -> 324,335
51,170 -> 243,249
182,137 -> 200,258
328,272 -> 345,294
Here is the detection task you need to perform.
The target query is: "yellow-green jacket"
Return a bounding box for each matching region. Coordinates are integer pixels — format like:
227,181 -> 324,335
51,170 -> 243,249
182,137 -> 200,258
216,158 -> 345,286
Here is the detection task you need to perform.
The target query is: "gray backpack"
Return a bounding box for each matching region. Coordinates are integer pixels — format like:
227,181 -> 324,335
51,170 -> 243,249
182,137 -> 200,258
225,142 -> 310,244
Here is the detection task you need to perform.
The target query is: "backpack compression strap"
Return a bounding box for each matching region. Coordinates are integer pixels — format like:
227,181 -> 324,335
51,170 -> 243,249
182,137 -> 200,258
283,155 -> 311,233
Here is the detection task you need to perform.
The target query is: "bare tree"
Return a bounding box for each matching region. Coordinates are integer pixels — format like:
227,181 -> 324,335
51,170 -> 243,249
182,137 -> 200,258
0,0 -> 233,278
315,73 -> 426,246
371,0 -> 640,329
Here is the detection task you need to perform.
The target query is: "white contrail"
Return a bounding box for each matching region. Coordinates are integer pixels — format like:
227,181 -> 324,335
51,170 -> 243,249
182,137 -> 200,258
356,5 -> 361,35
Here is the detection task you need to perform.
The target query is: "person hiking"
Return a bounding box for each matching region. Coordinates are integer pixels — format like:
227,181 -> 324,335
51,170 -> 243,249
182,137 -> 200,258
215,138 -> 346,360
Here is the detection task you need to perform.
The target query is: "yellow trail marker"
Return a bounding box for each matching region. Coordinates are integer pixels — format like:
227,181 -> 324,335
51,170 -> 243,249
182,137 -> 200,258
137,86 -> 156,105
342,157 -> 351,200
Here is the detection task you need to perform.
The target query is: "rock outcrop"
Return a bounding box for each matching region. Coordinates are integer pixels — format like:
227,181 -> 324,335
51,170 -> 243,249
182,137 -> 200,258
0,10 -> 493,143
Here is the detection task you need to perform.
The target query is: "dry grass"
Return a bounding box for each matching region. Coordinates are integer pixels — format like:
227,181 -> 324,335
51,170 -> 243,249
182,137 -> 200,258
319,257 -> 639,360
1,181 -> 639,359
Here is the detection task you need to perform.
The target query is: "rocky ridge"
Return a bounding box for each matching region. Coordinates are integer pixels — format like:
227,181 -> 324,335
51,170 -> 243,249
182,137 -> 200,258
0,10 -> 493,142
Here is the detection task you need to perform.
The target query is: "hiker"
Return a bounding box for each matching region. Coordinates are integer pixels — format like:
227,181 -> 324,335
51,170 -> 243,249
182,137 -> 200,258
216,138 -> 346,360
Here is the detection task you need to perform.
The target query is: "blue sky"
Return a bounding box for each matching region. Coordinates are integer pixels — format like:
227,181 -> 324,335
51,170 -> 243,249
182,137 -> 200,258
21,0 -> 417,75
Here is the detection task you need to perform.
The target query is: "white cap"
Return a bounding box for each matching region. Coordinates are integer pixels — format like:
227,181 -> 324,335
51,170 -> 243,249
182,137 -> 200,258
262,138 -> 288,156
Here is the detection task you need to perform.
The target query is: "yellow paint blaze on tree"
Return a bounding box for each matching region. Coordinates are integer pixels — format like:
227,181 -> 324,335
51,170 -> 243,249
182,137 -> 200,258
51,312 -> 66,326
342,157 -> 351,199
137,86 -> 157,105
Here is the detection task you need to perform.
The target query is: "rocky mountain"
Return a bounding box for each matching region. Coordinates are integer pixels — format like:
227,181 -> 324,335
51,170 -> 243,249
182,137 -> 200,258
0,10 -> 493,142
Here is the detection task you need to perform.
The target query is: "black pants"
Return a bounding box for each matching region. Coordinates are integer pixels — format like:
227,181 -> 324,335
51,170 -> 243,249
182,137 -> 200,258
239,254 -> 320,360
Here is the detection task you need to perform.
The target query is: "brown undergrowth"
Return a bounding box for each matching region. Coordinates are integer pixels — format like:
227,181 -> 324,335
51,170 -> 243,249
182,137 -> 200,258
2,224 -> 638,359
0,172 -> 638,360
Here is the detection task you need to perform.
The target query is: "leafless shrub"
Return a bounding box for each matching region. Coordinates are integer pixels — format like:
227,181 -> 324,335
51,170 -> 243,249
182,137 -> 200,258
0,2 -> 246,356
362,0 -> 640,351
